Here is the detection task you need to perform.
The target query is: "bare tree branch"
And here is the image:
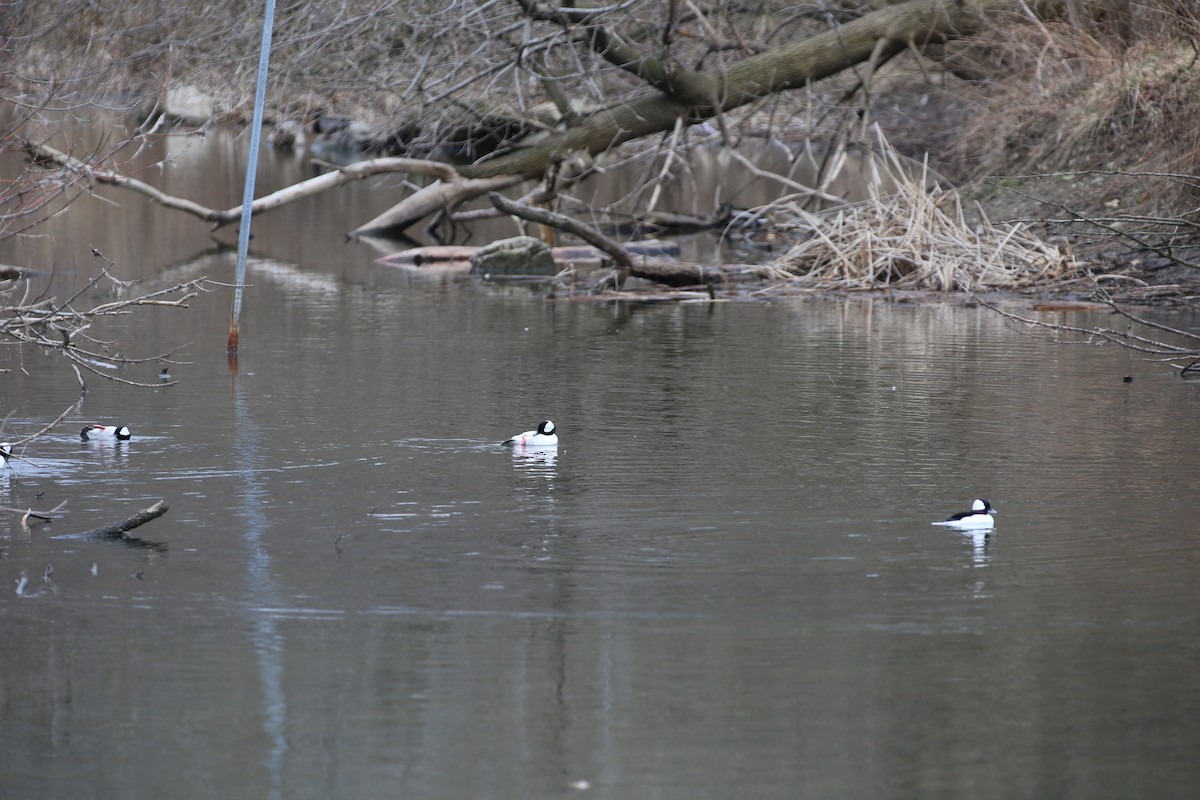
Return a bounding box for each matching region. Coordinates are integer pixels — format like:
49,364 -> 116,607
977,289 -> 1200,373
487,191 -> 724,287
2,273 -> 211,386
22,138 -> 476,230
70,500 -> 169,541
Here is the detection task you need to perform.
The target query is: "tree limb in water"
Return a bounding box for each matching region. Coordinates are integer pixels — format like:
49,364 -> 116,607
487,193 -> 722,288
488,192 -> 636,268
977,291 -> 1200,374
0,500 -> 68,522
23,0 -> 1065,239
3,401 -> 83,449
351,174 -> 524,239
72,500 -> 169,540
22,138 -> 477,231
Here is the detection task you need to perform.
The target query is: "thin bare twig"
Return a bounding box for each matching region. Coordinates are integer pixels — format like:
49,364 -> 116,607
975,288 -> 1200,374
0,501 -> 68,522
2,274 -> 209,385
5,401 -> 84,448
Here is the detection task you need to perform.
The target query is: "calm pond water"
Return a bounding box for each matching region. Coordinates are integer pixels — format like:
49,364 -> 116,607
2,122 -> 1200,798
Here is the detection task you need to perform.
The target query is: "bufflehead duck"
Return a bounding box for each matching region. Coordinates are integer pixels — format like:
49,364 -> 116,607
503,420 -> 558,447
81,424 -> 132,441
932,498 -> 996,529
1,442 -> 12,468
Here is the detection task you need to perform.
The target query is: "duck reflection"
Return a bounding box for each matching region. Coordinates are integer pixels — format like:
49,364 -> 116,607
509,444 -> 558,506
964,528 -> 992,566
509,443 -> 558,471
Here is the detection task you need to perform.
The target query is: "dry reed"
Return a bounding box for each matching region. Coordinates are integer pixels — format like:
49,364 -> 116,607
765,128 -> 1078,292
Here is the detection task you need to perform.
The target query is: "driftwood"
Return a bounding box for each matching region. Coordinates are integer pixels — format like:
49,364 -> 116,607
0,501 -> 68,522
487,193 -> 722,288
72,500 -> 169,542
379,240 -> 681,274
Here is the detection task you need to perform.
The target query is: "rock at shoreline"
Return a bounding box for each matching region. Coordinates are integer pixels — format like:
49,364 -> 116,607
469,236 -> 557,276
163,85 -> 216,126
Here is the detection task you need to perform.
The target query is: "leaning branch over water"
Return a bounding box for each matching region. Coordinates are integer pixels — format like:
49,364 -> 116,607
980,290 -> 1200,375
22,138 -> 502,232
349,0 -> 1066,235
2,401 -> 83,449
1,269 -> 207,388
488,192 -> 636,268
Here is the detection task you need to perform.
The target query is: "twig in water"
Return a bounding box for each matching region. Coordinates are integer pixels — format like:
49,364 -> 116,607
7,400 -> 83,448
1,500 -> 68,521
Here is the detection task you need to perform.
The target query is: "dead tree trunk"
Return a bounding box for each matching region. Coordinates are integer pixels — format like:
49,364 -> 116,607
351,0 -> 1051,237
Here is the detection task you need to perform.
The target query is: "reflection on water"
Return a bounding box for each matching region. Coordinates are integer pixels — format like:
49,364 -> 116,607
962,528 -> 993,568
509,445 -> 559,480
232,383 -> 287,799
2,120 -> 1200,798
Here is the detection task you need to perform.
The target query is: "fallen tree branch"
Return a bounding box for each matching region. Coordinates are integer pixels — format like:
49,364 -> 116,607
487,192 -> 723,288
489,191 -> 635,267
351,174 -> 524,238
23,138 -> 216,220
72,500 -> 169,540
349,0 -> 1064,236
987,178 -> 1200,273
22,138 -> 473,232
0,501 -> 68,522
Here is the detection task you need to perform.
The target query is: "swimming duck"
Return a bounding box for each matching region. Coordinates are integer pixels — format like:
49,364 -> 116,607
81,424 -> 132,441
503,420 -> 558,447
932,498 -> 996,529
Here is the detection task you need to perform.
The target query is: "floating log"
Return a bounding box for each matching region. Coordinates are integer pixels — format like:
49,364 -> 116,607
378,240 -> 681,271
71,500 -> 169,549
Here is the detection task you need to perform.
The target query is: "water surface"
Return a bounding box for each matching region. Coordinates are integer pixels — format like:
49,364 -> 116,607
2,122 -> 1199,799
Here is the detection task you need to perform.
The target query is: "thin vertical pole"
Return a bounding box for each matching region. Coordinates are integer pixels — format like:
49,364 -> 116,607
228,0 -> 277,354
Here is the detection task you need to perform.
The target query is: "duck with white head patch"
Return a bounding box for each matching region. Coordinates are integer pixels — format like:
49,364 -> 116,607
503,420 -> 558,447
932,498 -> 996,529
0,442 -> 12,468
81,424 -> 132,441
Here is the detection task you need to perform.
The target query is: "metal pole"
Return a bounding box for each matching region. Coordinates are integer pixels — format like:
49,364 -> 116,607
229,0 -> 277,354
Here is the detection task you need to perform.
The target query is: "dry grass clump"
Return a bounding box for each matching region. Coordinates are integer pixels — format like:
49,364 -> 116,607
950,5 -> 1200,178
940,6 -> 1200,280
765,131 -> 1078,292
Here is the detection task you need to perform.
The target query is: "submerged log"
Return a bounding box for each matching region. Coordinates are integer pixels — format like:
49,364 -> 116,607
380,240 -> 681,270
488,193 -> 722,288
73,500 -> 169,542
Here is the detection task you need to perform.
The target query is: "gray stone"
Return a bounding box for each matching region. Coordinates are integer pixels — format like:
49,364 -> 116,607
469,236 -> 557,276
163,85 -> 216,126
